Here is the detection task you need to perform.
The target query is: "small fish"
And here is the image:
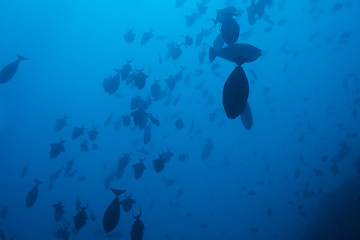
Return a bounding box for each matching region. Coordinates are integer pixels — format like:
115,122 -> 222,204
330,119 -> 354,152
26,179 -> 43,208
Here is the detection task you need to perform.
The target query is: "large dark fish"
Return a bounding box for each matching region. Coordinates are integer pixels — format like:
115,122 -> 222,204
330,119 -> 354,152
221,17 -> 240,45
130,208 -> 144,240
103,188 -> 126,233
0,55 -> 28,84
209,44 -> 261,66
240,102 -> 253,130
222,67 -> 249,119
25,179 -> 42,208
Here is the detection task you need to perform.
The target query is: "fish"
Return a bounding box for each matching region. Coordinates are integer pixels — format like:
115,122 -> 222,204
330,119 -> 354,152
1,206 -> 8,218
124,29 -> 136,43
133,160 -> 146,180
122,115 -> 131,127
49,167 -> 63,192
25,179 -> 42,208
221,17 -> 240,45
74,204 -> 88,230
53,201 -> 65,222
80,140 -> 89,152
72,126 -> 85,140
175,118 -> 184,130
88,127 -> 98,141
130,208 -> 144,240
141,28 -> 154,45
153,154 -> 165,172
222,67 -> 249,119
104,113 -> 113,126
55,115 -> 68,132
201,139 -> 213,161
103,188 -> 126,233
21,164 -> 29,178
120,196 -> 136,212
50,140 -> 66,159
209,44 -> 261,66
103,69 -> 121,95
133,69 -> 148,90
120,60 -> 132,80
0,55 -> 28,84
240,103 -> 253,130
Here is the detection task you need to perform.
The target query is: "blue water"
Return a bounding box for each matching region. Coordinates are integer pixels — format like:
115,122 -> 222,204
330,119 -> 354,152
1,0 -> 360,239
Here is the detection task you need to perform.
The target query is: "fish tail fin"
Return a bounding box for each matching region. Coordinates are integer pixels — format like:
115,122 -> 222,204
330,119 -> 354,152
17,55 -> 29,61
110,188 -> 126,197
209,47 -> 217,63
34,179 -> 43,185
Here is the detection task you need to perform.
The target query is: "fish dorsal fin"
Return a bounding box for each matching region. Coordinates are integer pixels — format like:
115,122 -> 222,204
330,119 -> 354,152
17,55 -> 29,61
110,188 -> 126,197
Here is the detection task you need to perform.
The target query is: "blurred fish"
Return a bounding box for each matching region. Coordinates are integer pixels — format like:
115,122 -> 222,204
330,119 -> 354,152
122,115 -> 131,127
1,206 -> 8,218
104,113 -> 113,126
175,0 -> 186,8
103,188 -> 126,233
21,164 -> 29,178
88,127 -> 98,141
53,201 -> 65,222
175,118 -> 184,130
201,139 -> 213,161
149,114 -> 160,126
26,179 -> 42,208
55,115 -> 68,132
133,68 -> 148,90
80,140 -> 89,152
49,167 -> 63,192
0,55 -> 28,84
124,29 -> 136,43
141,28 -> 154,45
72,126 -> 85,140
166,43 -> 182,60
50,139 -> 66,159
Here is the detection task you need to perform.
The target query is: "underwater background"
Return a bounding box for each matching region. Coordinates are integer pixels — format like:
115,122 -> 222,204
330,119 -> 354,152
1,0 -> 360,239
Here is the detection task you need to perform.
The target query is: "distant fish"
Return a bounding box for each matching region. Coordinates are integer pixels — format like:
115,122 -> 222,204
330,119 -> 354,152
88,127 -> 99,141
1,206 -> 8,218
209,44 -> 261,66
72,126 -> 85,140
104,113 -> 113,126
103,188 -> 126,233
120,196 -> 136,212
141,28 -> 154,45
133,159 -> 146,180
25,179 -> 42,208
55,115 -> 68,132
50,139 -> 66,159
21,164 -> 29,178
0,55 -> 28,84
74,203 -> 88,230
103,69 -> 121,95
124,29 -> 136,43
53,201 -> 65,222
